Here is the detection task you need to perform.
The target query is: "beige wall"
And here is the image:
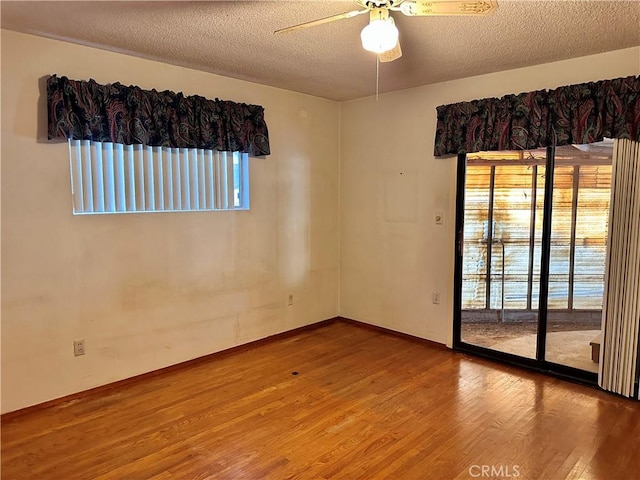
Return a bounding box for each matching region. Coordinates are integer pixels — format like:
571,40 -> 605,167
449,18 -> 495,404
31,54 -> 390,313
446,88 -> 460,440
340,47 -> 640,347
2,28 -> 638,414
1,30 -> 341,413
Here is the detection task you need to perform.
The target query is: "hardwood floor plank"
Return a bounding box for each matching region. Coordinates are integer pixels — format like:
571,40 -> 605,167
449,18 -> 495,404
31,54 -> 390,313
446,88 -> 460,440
2,321 -> 639,479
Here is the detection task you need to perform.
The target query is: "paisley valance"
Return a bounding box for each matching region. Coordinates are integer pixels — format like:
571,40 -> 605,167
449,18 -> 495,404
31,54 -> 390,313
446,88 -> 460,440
434,75 -> 640,156
47,75 -> 270,156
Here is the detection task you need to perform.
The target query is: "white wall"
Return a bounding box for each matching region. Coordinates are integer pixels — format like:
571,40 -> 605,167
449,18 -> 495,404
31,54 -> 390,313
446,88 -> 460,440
340,47 -> 640,347
1,30 -> 341,413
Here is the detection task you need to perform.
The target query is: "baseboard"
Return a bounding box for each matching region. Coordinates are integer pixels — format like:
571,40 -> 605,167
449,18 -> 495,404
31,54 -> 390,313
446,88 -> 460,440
2,317 -> 340,421
337,317 -> 449,351
2,316 -> 448,420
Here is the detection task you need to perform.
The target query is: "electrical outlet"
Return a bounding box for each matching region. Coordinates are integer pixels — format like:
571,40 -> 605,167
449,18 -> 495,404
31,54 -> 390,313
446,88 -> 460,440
288,294 -> 294,306
74,339 -> 85,356
432,291 -> 441,304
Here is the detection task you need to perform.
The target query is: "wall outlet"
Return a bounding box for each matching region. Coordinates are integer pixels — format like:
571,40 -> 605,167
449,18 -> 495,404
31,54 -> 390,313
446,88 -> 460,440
432,291 -> 441,304
288,294 -> 294,306
74,339 -> 85,356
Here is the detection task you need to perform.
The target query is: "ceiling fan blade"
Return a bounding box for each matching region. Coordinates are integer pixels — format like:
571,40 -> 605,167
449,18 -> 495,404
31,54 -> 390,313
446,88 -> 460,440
275,9 -> 368,34
379,40 -> 402,63
400,0 -> 498,16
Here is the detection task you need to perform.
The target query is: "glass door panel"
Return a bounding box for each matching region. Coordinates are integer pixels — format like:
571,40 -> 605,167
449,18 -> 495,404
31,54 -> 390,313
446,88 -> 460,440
460,151 -> 547,359
544,145 -> 612,373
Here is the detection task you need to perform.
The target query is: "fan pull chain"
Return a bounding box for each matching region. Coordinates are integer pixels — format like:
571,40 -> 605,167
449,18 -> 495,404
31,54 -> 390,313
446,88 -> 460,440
376,54 -> 380,101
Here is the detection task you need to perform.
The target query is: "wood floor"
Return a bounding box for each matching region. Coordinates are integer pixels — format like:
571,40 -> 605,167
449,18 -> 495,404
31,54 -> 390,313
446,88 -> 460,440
2,321 -> 639,479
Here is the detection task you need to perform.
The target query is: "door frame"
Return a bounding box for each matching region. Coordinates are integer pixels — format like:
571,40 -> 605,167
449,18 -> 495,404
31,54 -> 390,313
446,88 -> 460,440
452,149 -> 598,385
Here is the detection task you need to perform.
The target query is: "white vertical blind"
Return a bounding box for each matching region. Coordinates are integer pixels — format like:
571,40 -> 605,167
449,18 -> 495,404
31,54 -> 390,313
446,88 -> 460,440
103,142 -> 116,213
125,144 -> 136,211
144,145 -> 155,211
215,151 -> 226,209
173,147 -> 182,211
68,140 -> 249,214
225,151 -> 235,208
155,147 -> 164,211
163,148 -> 173,211
599,138 -> 640,399
68,141 -> 84,213
181,148 -> 190,210
206,150 -> 215,210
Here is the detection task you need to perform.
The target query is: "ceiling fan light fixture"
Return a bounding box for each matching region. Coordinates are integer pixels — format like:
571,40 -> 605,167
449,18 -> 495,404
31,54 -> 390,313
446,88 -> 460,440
360,16 -> 399,54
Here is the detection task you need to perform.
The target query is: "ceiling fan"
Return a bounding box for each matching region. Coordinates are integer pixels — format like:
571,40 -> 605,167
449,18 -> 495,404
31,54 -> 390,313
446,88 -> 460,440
275,0 -> 498,62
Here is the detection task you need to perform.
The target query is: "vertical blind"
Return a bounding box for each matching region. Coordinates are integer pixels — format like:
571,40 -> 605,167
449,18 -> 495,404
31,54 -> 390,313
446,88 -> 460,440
599,138 -> 640,399
68,140 -> 248,214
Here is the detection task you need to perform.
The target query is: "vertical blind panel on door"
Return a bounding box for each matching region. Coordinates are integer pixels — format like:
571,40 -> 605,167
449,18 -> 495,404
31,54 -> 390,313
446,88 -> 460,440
599,138 -> 640,399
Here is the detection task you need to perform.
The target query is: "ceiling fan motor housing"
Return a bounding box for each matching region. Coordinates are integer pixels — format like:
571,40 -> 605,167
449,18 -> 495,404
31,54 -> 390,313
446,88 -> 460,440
357,0 -> 403,9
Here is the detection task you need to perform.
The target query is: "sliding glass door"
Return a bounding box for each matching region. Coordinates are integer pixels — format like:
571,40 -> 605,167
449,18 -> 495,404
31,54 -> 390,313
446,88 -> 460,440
458,152 -> 546,359
454,143 -> 612,382
544,153 -> 611,374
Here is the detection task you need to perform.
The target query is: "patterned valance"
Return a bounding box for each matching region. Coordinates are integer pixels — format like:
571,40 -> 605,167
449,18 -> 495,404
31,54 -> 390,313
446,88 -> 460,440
47,75 -> 270,156
434,75 -> 640,157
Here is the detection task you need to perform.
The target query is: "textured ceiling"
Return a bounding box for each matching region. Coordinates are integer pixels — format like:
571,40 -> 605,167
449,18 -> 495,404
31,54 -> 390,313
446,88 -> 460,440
2,1 -> 639,101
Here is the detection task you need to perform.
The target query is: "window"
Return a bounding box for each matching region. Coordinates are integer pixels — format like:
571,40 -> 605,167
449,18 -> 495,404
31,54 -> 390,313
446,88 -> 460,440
68,140 -> 249,214
462,147 -> 612,311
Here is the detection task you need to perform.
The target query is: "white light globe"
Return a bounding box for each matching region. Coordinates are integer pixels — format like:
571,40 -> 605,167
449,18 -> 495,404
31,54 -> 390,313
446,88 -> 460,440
360,17 -> 399,54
